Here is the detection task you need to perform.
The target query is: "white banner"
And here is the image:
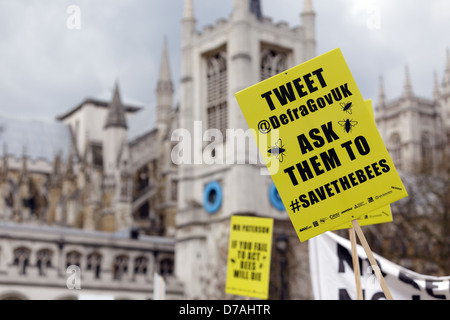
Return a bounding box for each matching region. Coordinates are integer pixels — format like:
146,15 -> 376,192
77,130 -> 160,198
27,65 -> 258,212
309,231 -> 450,300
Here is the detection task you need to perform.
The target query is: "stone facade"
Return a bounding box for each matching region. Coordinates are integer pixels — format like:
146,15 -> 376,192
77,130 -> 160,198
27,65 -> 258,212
0,223 -> 182,300
175,0 -> 316,299
375,59 -> 450,175
0,0 -> 448,300
362,56 -> 450,277
0,37 -> 181,299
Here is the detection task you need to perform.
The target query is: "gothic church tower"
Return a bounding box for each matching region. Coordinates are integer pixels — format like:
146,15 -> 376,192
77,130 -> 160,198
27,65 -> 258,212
176,0 -> 316,299
375,55 -> 448,175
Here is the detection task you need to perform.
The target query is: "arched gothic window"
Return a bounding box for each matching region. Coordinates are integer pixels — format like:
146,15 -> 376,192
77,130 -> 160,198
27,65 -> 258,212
159,258 -> 174,277
66,250 -> 81,268
113,255 -> 129,280
390,133 -> 402,170
260,48 -> 288,81
134,256 -> 148,275
421,132 -> 433,173
13,247 -> 31,275
87,252 -> 102,279
206,49 -> 228,138
36,249 -> 53,276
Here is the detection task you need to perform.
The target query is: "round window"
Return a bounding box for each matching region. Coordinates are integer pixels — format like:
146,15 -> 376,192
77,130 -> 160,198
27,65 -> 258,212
269,182 -> 285,211
203,181 -> 223,214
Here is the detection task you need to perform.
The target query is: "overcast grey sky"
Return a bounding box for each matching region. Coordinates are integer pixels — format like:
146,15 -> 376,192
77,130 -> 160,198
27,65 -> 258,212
0,0 -> 449,122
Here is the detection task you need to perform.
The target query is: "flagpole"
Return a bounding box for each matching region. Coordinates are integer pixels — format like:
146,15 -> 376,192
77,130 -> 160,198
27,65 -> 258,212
348,227 -> 363,300
351,219 -> 393,300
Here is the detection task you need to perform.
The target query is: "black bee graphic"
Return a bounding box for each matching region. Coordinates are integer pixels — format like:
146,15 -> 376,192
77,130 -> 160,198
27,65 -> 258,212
230,258 -> 236,264
340,101 -> 353,114
268,139 -> 286,163
338,119 -> 358,133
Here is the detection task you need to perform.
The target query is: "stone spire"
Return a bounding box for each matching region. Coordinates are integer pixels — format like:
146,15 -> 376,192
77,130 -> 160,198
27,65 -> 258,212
434,71 -> 440,101
402,65 -> 414,99
233,0 -> 251,20
183,0 -> 195,21
442,48 -> 450,96
377,75 -> 386,108
64,149 -> 76,181
303,0 -> 314,13
301,0 -> 316,60
157,37 -> 174,124
446,47 -> 450,73
157,37 -> 174,92
104,82 -> 127,130
0,144 -> 7,182
51,152 -> 63,187
182,0 -> 196,47
18,148 -> 28,185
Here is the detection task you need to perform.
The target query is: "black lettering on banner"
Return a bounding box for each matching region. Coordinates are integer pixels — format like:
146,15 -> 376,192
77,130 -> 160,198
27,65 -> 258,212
232,237 -> 269,283
338,288 -> 354,300
309,128 -> 325,149
371,292 -> 386,300
426,280 -> 446,299
303,73 -> 318,93
355,136 -> 370,155
296,160 -> 314,182
284,148 -> 342,185
260,68 -> 328,112
348,172 -> 358,187
379,159 -> 390,173
269,115 -> 280,129
299,194 -> 309,208
340,83 -> 352,97
341,140 -> 356,160
341,136 -> 371,160
307,99 -> 318,112
355,169 -> 367,183
291,158 -> 394,206
295,121 -> 341,155
321,121 -> 340,145
339,288 -> 388,300
261,92 -> 275,111
258,83 -> 353,132
398,271 -> 420,291
339,176 -> 351,191
321,148 -> 341,171
284,166 -> 299,186
273,83 -> 296,106
364,165 -> 375,179
308,190 -> 320,205
297,135 -> 314,155
309,156 -> 324,176
312,68 -> 327,88
292,78 -> 308,98
337,243 -> 362,273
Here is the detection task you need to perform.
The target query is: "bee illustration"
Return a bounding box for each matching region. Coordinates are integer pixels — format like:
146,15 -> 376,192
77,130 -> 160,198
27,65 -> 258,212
338,119 -> 358,133
268,139 -> 286,163
340,101 -> 353,114
230,258 -> 236,264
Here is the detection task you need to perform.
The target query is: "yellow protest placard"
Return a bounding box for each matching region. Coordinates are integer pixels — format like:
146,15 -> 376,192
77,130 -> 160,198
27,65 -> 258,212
225,215 -> 273,299
333,100 -> 392,230
235,48 -> 407,242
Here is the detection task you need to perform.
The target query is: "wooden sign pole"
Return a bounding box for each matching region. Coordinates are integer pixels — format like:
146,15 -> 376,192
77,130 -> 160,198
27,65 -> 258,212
348,227 -> 363,300
351,219 -> 393,300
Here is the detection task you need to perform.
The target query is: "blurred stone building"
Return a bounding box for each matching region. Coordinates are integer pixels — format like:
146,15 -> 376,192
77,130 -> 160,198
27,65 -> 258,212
175,0 -> 316,299
0,0 -> 448,300
366,53 -> 450,277
0,38 -> 182,299
375,57 -> 450,175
